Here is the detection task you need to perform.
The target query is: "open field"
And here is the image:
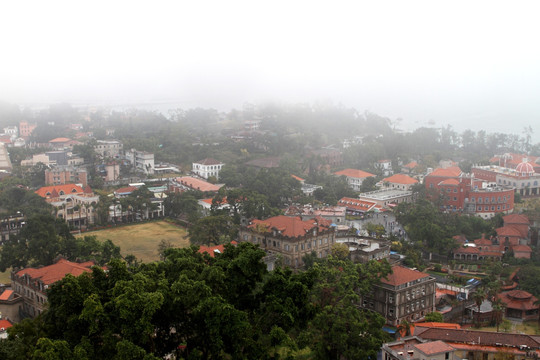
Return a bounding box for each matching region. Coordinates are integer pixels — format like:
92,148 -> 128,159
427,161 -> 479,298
472,321 -> 540,335
0,268 -> 11,284
79,221 -> 190,263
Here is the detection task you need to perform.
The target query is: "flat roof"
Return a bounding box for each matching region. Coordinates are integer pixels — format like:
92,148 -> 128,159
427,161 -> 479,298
359,188 -> 412,200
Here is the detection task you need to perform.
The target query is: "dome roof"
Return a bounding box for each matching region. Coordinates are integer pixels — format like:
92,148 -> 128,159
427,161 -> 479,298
506,289 -> 532,300
516,161 -> 534,175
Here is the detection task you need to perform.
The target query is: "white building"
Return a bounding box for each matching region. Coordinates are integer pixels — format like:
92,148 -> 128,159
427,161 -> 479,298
94,140 -> 123,158
192,158 -> 224,179
126,149 -> 155,175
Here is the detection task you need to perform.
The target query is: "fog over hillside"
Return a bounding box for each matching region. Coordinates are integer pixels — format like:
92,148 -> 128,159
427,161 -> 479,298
1,1 -> 539,140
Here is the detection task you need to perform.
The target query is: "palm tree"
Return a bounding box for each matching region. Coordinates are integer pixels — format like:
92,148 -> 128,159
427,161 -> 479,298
492,298 -> 506,332
472,288 -> 486,326
397,319 -> 412,338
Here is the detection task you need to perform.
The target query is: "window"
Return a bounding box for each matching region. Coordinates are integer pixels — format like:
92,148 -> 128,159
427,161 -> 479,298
389,296 -> 393,303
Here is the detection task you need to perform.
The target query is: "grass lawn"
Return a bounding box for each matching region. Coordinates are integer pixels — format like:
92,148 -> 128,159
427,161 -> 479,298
79,221 -> 190,263
474,321 -> 540,335
0,268 -> 11,284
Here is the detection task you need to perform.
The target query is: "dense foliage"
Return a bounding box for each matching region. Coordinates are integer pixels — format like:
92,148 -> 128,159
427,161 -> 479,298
0,244 -> 391,360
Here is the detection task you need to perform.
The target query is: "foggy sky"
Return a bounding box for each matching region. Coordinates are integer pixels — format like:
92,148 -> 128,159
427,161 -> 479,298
1,0 -> 540,139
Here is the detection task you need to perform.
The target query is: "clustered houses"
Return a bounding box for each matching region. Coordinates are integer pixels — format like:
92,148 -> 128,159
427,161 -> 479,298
424,166 -> 515,219
453,214 -> 532,260
382,325 -> 540,360
360,265 -> 436,326
5,259 -> 95,321
192,158 -> 224,180
238,215 -> 336,269
35,184 -> 99,229
334,168 -> 376,191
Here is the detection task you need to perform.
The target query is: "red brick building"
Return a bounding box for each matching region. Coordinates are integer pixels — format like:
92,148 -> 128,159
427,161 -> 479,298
425,167 -> 515,219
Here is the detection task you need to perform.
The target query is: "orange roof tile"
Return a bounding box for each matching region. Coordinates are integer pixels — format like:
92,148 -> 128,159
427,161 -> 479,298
496,226 -> 522,238
503,214 -> 529,225
381,265 -> 430,286
383,174 -> 418,185
176,176 -> 223,192
115,186 -> 138,194
403,161 -> 418,169
439,178 -> 460,186
497,290 -> 538,311
249,215 -> 329,238
16,259 -> 95,285
338,197 -> 377,212
35,184 -> 84,198
512,244 -> 532,253
198,241 -> 237,258
414,340 -> 454,355
334,168 -> 375,179
0,319 -> 13,331
428,167 -> 462,178
49,137 -> 72,143
291,174 -> 305,182
415,322 -> 461,330
0,289 -> 14,301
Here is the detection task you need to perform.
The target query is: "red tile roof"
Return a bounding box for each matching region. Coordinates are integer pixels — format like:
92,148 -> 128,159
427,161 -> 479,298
49,137 -> 72,143
35,184 -> 84,198
428,167 -> 462,178
414,340 -> 454,355
338,197 -> 377,212
414,327 -> 540,348
383,174 -> 418,185
496,226 -> 522,238
0,289 -> 14,301
0,319 -> 13,331
380,265 -> 430,286
114,186 -> 138,195
415,322 -> 461,330
198,241 -> 238,258
512,244 -> 532,253
403,161 -> 418,169
334,168 -> 375,179
503,214 -> 529,225
439,178 -> 460,186
176,176 -> 223,192
195,158 -> 223,165
249,215 -> 329,238
497,290 -> 538,311
291,174 -> 305,182
16,259 -> 95,285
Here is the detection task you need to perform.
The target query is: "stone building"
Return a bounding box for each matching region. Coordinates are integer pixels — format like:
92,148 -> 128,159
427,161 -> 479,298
361,265 -> 436,326
238,215 -> 336,269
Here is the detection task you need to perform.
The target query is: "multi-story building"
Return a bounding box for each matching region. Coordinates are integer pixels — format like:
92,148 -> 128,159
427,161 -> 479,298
334,168 -> 376,191
45,166 -> 88,187
10,259 -> 95,319
192,158 -> 224,179
35,184 -> 99,228
94,140 -> 123,158
238,215 -> 336,269
425,167 -> 515,219
375,159 -> 393,176
473,161 -> 540,197
19,121 -> 36,138
360,265 -> 436,326
0,213 -> 25,244
125,149 -> 154,174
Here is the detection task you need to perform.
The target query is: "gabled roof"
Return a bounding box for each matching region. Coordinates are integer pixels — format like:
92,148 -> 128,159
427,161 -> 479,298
414,327 -> 540,348
194,158 -> 223,166
114,186 -> 138,195
414,340 -> 454,355
512,244 -> 532,253
503,214 -> 529,225
35,184 -> 84,198
496,226 -> 522,238
403,161 -> 418,169
438,178 -> 460,186
338,197 -> 377,212
16,259 -> 95,285
334,168 -> 375,179
0,289 -> 14,301
0,319 -> 13,331
198,241 -> 238,258
380,265 -> 430,286
383,174 -> 418,185
427,166 -> 462,178
453,246 -> 480,254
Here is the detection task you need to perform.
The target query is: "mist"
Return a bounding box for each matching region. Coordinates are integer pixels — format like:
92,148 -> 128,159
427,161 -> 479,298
1,0 -> 539,140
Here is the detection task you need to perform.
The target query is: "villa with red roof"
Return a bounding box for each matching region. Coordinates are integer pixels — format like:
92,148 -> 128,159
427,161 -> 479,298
382,174 -> 419,191
497,290 -> 539,321
35,184 -> 99,228
334,168 -> 376,191
238,215 -> 335,269
48,137 -> 81,150
360,265 -> 436,326
10,259 -> 95,319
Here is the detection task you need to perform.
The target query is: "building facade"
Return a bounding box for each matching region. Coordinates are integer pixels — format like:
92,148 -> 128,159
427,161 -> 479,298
361,265 -> 436,326
238,215 -> 336,269
45,166 -> 88,187
94,140 -> 123,158
192,158 -> 224,179
334,169 -> 376,191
